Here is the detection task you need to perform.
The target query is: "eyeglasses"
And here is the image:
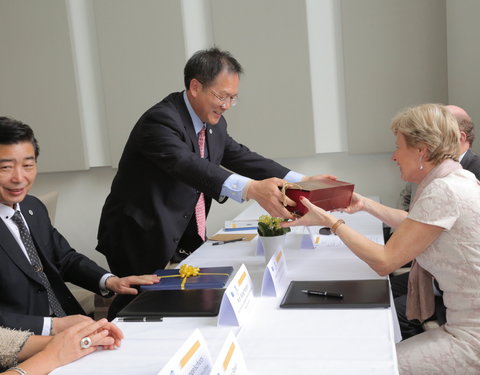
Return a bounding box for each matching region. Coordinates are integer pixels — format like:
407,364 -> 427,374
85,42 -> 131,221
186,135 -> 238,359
209,88 -> 238,107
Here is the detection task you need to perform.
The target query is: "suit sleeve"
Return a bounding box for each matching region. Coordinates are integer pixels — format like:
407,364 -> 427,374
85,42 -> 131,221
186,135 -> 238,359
126,104 -> 289,200
0,311 -> 44,336
51,227 -> 111,293
30,197 -> 109,294
130,109 -> 233,199
220,130 -> 290,180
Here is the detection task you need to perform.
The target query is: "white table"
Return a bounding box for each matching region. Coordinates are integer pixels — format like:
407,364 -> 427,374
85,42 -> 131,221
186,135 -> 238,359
53,202 -> 399,375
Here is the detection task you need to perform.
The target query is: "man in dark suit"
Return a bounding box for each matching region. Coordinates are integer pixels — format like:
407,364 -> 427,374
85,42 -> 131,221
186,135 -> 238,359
0,117 -> 159,335
97,47 -> 331,280
450,105 -> 480,179
392,104 -> 480,339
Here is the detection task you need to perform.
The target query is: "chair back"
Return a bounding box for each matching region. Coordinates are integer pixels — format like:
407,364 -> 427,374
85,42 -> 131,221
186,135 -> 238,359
38,191 -> 59,225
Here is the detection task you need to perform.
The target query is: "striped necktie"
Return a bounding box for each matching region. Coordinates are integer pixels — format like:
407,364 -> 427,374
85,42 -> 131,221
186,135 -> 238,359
195,127 -> 206,241
11,211 -> 66,317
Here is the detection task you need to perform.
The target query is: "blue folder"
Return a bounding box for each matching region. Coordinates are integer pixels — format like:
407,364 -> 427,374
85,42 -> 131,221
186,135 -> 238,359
140,266 -> 234,291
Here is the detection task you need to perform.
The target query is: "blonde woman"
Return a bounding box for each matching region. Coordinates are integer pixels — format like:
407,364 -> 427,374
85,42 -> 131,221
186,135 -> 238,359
282,104 -> 480,374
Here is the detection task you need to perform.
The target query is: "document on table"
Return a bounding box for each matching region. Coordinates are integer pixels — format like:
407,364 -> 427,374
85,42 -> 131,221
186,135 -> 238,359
319,234 -> 384,248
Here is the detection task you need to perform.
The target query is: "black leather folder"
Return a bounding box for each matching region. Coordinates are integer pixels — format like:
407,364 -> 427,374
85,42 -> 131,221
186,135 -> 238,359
280,279 -> 390,309
117,289 -> 225,318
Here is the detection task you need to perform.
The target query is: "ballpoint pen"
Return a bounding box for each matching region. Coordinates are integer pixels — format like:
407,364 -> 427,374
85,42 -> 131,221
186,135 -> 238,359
212,237 -> 245,246
116,316 -> 163,322
301,289 -> 344,298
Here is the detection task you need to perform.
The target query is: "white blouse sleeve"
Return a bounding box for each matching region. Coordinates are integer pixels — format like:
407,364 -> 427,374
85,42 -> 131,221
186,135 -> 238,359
408,178 -> 459,230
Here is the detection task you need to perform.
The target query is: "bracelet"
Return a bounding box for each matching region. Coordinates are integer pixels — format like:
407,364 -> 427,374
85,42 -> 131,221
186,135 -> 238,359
331,219 -> 345,235
8,367 -> 27,375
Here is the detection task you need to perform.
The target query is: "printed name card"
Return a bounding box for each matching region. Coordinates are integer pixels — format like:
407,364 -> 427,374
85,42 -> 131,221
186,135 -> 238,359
261,249 -> 288,297
158,329 -> 212,375
218,264 -> 255,326
300,226 -> 321,249
224,220 -> 258,231
210,331 -> 248,375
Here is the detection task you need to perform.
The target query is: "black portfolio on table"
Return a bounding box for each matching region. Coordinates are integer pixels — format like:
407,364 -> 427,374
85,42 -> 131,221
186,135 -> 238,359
117,289 -> 225,318
280,279 -> 390,309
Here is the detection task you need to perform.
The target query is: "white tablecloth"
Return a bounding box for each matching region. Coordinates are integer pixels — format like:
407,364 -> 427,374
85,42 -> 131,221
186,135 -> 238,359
53,202 -> 399,375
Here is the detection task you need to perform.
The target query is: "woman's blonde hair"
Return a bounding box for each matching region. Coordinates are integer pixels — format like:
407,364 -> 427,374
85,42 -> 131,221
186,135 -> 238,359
391,103 -> 460,165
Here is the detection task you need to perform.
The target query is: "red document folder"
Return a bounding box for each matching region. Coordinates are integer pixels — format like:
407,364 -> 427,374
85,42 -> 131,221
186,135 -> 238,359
284,180 -> 354,216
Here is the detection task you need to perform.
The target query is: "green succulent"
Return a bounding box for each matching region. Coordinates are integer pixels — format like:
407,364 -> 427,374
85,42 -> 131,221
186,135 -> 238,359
257,215 -> 291,237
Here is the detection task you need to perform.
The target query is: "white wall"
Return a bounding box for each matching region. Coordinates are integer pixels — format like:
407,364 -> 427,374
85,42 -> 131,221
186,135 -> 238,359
446,0 -> 480,154
31,150 -> 401,271
7,0 -> 480,273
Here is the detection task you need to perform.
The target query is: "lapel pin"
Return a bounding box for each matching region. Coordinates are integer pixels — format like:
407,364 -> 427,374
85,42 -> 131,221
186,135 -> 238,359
28,210 -> 33,216
209,129 -> 213,134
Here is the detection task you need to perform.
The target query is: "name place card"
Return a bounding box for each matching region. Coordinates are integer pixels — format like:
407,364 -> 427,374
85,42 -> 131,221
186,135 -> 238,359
300,226 -> 322,249
261,249 -> 288,297
218,264 -> 255,326
158,329 -> 212,375
210,331 -> 248,375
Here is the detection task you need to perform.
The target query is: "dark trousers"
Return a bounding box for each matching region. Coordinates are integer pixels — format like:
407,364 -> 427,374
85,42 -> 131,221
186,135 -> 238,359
390,272 -> 446,340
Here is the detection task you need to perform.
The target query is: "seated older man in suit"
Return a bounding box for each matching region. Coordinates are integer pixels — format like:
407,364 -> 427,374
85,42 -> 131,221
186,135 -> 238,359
0,117 -> 159,335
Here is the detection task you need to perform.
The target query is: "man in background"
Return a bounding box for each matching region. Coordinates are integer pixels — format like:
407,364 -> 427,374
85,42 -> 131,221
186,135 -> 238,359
0,117 -> 158,334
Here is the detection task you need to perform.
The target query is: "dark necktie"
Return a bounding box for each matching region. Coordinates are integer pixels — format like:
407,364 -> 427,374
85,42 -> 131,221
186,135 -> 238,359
11,211 -> 66,317
195,127 -> 206,241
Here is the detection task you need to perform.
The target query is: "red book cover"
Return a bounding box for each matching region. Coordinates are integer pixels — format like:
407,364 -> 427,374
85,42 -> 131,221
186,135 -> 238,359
284,180 -> 354,216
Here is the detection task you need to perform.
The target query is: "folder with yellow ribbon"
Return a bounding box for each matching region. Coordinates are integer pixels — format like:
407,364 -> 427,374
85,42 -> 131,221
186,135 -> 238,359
140,265 -> 234,291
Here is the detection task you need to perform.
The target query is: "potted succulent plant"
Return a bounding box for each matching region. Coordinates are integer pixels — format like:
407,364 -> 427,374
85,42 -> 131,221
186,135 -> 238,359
257,215 -> 290,262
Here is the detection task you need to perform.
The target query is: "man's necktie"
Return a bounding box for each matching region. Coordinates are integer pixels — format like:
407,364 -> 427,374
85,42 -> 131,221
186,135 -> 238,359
195,127 -> 206,241
11,211 -> 66,317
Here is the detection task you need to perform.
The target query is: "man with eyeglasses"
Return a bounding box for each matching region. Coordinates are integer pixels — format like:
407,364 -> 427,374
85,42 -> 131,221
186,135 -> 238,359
96,48 -> 331,315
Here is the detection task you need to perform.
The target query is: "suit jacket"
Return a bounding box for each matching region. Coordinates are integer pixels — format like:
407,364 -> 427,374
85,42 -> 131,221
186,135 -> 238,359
97,92 -> 290,275
461,149 -> 480,180
0,195 -> 109,334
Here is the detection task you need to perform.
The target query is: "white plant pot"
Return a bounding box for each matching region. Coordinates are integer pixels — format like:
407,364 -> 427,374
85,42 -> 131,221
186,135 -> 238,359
259,234 -> 286,263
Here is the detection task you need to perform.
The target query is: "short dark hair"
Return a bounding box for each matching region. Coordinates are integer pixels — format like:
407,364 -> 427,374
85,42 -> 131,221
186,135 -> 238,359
184,47 -> 243,90
0,117 -> 39,158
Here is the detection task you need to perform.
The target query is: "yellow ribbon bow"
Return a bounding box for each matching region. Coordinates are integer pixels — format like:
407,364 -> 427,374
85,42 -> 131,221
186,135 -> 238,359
179,264 -> 200,278
158,264 -> 229,290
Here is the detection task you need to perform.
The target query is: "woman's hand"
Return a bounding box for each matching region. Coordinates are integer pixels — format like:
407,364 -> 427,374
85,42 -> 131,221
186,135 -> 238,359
280,197 -> 338,228
42,319 -> 124,367
334,192 -> 365,214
